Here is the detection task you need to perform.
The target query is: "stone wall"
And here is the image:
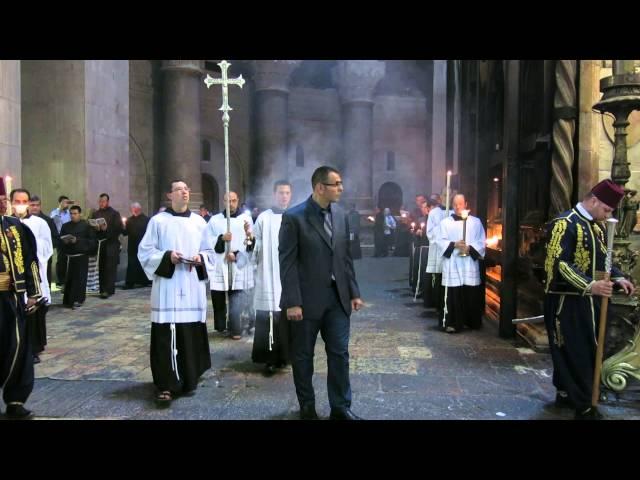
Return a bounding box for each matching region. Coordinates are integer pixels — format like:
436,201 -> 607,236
129,60 -> 155,215
288,87 -> 342,206
84,60 -> 130,216
21,60 -> 87,213
0,60 -> 21,185
373,94 -> 428,208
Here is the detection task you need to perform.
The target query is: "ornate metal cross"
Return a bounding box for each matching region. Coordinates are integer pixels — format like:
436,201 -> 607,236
203,60 -> 245,327
204,60 -> 245,126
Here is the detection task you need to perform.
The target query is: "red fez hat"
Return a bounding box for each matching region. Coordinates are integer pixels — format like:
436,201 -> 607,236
0,177 -> 5,197
591,179 -> 625,209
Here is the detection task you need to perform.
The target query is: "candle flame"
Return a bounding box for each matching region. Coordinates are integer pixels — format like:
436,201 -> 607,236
486,235 -> 500,248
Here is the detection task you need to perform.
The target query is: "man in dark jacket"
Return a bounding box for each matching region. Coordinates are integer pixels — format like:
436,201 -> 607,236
279,166 -> 364,421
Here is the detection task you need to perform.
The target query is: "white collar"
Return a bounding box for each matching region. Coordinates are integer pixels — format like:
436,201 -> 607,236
576,203 -> 593,221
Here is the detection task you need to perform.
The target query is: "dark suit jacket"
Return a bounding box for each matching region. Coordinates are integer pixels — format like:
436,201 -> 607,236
279,196 -> 361,319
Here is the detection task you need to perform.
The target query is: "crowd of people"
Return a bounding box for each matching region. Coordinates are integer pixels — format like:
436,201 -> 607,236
0,170 -> 635,420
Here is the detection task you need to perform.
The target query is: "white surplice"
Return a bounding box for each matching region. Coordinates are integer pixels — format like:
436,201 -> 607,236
437,215 -> 486,287
203,212 -> 254,292
425,206 -> 451,274
21,214 -> 53,303
252,209 -> 283,312
137,211 -> 209,324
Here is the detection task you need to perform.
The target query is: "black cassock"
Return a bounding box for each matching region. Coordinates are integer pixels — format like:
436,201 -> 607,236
90,207 -> 123,296
60,220 -> 97,307
123,213 -> 150,287
543,207 -> 626,412
252,310 -> 290,367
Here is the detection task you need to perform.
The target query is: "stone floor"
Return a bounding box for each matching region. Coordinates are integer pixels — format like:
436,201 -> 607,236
5,256 -> 640,420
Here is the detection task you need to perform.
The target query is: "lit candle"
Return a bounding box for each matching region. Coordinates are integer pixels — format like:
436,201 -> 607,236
460,209 -> 470,257
445,171 -> 451,216
5,176 -> 12,215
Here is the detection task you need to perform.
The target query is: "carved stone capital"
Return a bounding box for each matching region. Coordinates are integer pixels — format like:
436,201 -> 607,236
335,60 -> 386,104
161,60 -> 203,75
251,60 -> 302,93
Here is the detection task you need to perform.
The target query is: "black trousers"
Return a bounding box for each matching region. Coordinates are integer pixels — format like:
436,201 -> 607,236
99,241 -> 119,295
289,284 -> 352,412
0,292 -> 33,405
211,289 -> 246,336
63,255 -> 88,306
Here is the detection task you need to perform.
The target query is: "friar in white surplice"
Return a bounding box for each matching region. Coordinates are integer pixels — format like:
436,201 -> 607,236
12,189 -> 53,363
424,193 -> 451,311
251,180 -> 292,375
437,194 -> 486,333
202,191 -> 255,339
137,180 -> 211,405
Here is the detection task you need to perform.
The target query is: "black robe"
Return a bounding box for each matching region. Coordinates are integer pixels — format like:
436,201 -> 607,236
123,213 -> 150,286
90,206 -> 123,295
252,310 -> 290,366
60,220 -> 98,306
373,212 -> 386,257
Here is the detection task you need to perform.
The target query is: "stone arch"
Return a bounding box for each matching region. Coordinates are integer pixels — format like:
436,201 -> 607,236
377,181 -> 403,213
129,134 -> 152,215
201,173 -> 219,213
200,137 -> 246,209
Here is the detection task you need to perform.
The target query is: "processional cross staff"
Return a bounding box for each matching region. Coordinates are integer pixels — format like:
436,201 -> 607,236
592,217 -> 618,407
204,60 -> 245,327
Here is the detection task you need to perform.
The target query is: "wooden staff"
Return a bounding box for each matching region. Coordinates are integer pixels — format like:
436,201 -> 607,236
591,217 -> 618,406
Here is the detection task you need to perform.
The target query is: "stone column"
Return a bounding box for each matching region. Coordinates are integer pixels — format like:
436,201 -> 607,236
431,60 -> 448,198
251,60 -> 301,208
577,60 -> 602,199
161,60 -> 203,209
336,60 -> 385,212
0,60 -> 21,184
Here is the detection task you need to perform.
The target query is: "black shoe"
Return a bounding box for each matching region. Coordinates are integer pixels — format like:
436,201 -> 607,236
555,393 -> 575,409
99,292 -> 109,299
122,284 -> 133,290
264,364 -> 277,376
300,404 -> 318,420
5,403 -> 33,419
73,302 -> 83,308
575,406 -> 603,420
62,303 -> 75,310
33,355 -> 41,364
329,408 -> 363,421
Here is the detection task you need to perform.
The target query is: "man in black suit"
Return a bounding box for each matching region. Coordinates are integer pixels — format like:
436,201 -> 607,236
279,166 -> 365,420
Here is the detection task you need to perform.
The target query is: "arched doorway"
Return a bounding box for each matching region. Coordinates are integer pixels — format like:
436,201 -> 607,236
377,182 -> 403,214
202,174 -> 219,213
